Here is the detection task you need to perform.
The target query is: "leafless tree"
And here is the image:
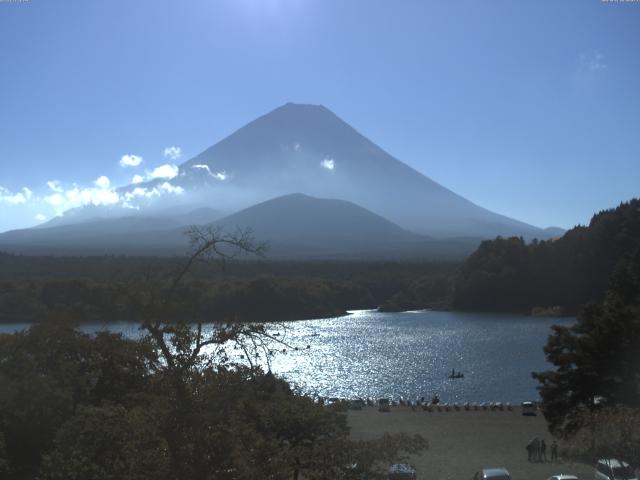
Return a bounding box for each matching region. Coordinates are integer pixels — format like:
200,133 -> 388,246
136,225 -> 280,375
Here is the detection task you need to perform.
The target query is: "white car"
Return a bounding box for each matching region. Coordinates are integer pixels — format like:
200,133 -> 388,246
595,459 -> 637,480
547,475 -> 579,480
473,468 -> 511,480
388,463 -> 416,480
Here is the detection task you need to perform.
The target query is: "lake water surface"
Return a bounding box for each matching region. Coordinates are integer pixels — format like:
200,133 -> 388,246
0,309 -> 571,403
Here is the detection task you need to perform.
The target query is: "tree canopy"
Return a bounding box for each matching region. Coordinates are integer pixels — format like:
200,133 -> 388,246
452,198 -> 640,313
533,248 -> 640,436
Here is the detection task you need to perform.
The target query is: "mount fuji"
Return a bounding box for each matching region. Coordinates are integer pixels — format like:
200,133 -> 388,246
0,103 -> 559,258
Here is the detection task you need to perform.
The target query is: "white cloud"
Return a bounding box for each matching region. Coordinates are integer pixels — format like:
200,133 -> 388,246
192,164 -> 212,173
149,164 -> 179,180
580,51 -> 607,73
0,186 -> 33,205
121,181 -> 184,207
123,187 -> 153,202
132,174 -> 144,184
93,189 -> 119,205
120,154 -> 143,168
1,168 -> 189,228
44,180 -> 120,214
47,180 -> 64,193
163,146 -> 182,160
191,164 -> 227,181
320,158 -> 335,171
159,182 -> 184,195
45,193 -> 64,207
94,175 -> 111,189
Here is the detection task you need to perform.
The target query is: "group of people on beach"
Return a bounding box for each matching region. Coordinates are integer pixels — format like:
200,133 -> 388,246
526,437 -> 558,463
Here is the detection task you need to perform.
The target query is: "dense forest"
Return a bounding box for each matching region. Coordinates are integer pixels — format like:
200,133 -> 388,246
0,253 -> 456,323
2,199 -> 639,323
451,199 -> 640,314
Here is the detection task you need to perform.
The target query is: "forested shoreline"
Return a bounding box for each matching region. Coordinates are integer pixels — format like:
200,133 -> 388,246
450,199 -> 640,315
2,199 -> 639,324
0,254 -> 455,324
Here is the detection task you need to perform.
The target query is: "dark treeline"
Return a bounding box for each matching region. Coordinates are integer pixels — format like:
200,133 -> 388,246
532,242 -> 640,466
0,255 -> 456,323
4,199 -> 640,321
0,323 -> 426,480
451,199 -> 640,314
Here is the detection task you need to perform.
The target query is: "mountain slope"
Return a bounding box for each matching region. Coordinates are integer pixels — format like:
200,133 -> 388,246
0,194 -> 479,259
0,207 -> 222,255
3,102 -> 559,253
211,193 -> 421,258
171,103 -> 550,239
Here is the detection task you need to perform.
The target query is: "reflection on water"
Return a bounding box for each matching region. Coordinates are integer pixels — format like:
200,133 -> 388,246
259,309 -> 573,403
0,309 -> 572,403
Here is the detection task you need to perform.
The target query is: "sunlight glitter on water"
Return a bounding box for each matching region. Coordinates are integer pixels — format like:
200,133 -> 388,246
0,310 -> 572,402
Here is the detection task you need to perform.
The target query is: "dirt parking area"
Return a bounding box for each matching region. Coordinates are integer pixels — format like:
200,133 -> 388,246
348,406 -> 592,480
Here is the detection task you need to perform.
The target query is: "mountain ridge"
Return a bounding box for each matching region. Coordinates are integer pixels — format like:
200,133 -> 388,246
2,103 -> 564,255
0,193 -> 480,259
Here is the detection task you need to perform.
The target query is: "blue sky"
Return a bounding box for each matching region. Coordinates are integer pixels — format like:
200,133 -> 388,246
1,0 -> 639,232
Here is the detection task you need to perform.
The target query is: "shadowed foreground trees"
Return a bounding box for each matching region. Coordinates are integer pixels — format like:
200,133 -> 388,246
533,248 -> 640,464
0,227 -> 427,479
0,323 -> 426,480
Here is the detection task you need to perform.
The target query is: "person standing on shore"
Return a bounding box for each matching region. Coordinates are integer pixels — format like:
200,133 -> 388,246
526,437 -> 538,462
540,439 -> 547,462
550,440 -> 558,463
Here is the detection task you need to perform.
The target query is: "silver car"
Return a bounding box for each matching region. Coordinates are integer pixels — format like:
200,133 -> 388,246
547,475 -> 579,480
595,459 -> 637,480
473,468 -> 511,480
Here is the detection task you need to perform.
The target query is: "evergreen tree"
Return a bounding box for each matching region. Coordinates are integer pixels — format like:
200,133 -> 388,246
533,250 -> 640,435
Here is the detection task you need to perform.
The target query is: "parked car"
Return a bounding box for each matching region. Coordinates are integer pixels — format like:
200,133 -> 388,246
595,458 -> 637,480
521,401 -> 537,416
547,474 -> 579,480
473,468 -> 511,480
388,463 -> 416,480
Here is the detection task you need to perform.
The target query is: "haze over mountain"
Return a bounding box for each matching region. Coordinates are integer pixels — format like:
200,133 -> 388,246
212,193 -> 478,259
0,103 -> 566,259
39,103 -> 556,239
159,103 -> 555,239
0,194 -> 479,259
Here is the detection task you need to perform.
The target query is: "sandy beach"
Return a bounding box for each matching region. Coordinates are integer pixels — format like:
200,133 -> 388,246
348,406 -> 592,480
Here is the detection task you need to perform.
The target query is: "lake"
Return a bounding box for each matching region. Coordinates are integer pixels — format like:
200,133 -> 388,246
0,309 -> 571,403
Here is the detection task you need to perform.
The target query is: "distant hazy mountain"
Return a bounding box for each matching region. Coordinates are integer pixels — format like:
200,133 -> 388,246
542,226 -> 566,238
38,102 -> 557,240
1,103 -> 563,258
166,102 -> 554,239
211,193 -> 475,259
216,193 -> 419,245
0,194 -> 479,259
0,207 -> 222,255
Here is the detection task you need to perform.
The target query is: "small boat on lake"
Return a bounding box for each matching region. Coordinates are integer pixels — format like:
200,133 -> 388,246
449,368 -> 464,379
